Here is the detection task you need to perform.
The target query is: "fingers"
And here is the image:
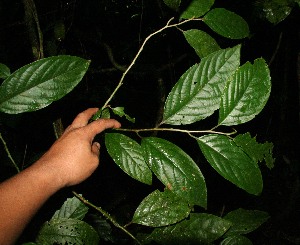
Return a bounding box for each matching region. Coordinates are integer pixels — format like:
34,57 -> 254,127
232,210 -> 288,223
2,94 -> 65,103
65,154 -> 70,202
70,108 -> 99,128
85,118 -> 121,139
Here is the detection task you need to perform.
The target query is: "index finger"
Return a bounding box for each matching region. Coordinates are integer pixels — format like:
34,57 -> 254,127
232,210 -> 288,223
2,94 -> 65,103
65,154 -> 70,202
71,108 -> 100,128
84,118 -> 121,140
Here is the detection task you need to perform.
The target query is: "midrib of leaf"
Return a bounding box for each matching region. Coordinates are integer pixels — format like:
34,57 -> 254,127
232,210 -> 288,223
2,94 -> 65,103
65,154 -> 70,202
219,66 -> 251,125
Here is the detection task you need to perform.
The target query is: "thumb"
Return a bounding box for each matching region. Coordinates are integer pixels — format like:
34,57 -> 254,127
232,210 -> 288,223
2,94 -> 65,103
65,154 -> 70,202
92,142 -> 101,156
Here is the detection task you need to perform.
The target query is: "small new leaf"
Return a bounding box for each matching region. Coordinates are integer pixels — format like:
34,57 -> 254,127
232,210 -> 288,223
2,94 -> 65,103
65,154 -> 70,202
234,133 -> 275,169
132,189 -> 191,227
111,107 -> 135,123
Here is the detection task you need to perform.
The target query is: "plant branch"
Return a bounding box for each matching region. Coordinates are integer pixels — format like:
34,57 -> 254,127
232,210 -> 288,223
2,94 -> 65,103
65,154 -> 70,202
0,132 -> 20,173
73,191 -> 142,245
101,17 -> 199,110
116,127 -> 237,137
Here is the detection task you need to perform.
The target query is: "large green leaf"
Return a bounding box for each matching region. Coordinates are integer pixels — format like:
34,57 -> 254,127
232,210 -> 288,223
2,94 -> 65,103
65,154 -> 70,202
0,63 -> 10,79
142,137 -> 207,208
197,134 -> 263,195
36,218 -> 99,245
162,45 -> 240,125
219,58 -> 271,126
183,29 -> 220,58
105,133 -> 152,185
132,189 -> 191,227
142,213 -> 231,245
0,55 -> 90,114
51,196 -> 88,221
180,0 -> 214,19
223,208 -> 269,237
234,133 -> 275,169
204,8 -> 249,39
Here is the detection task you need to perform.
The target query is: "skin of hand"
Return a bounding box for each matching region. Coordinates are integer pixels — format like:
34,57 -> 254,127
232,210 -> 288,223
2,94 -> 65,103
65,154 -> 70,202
0,108 -> 121,245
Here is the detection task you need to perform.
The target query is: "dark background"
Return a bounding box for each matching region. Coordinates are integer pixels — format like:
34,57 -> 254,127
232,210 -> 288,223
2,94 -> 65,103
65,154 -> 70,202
0,0 -> 299,244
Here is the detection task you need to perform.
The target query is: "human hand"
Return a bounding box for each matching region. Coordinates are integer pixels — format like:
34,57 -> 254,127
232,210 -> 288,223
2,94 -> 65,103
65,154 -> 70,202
35,108 -> 121,188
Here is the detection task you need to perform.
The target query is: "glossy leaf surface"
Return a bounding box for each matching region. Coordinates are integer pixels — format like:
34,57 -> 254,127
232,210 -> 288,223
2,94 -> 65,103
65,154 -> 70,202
183,29 -> 220,58
197,134 -> 263,195
204,8 -> 249,39
36,218 -> 99,245
234,133 -> 275,169
163,45 -> 240,125
223,208 -> 269,237
142,137 -> 207,207
219,58 -> 271,126
143,213 -> 231,245
105,133 -> 152,185
180,0 -> 214,19
0,55 -> 90,114
132,189 -> 191,227
51,196 -> 88,220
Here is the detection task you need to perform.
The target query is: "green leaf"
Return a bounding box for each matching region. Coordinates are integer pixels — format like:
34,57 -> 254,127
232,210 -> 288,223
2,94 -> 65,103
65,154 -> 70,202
180,0 -> 214,19
163,0 -> 181,10
105,133 -> 152,185
141,137 -> 207,208
219,58 -> 271,126
36,218 -> 99,245
111,106 -> 135,123
223,208 -> 269,237
234,133 -> 275,169
197,134 -> 263,195
132,189 -> 191,227
0,55 -> 90,114
162,45 -> 240,125
259,0 -> 293,24
204,8 -> 250,39
220,235 -> 253,245
21,243 -> 37,245
0,63 -> 10,79
183,29 -> 220,58
143,213 -> 231,245
51,196 -> 88,220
